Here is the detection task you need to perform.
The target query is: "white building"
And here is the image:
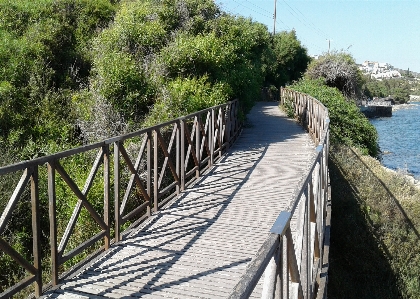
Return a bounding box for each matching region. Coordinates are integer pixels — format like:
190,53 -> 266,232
359,61 -> 400,79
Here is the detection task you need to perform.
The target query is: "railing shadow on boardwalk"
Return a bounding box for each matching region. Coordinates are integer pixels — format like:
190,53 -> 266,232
229,89 -> 331,299
51,153 -> 266,297
47,103 -> 310,298
1,101 -> 244,298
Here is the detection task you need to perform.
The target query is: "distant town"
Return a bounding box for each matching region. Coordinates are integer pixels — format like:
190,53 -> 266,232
358,60 -> 420,80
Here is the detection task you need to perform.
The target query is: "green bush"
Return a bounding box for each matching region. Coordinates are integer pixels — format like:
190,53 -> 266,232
145,75 -> 231,126
290,79 -> 378,156
0,0 -> 116,156
92,50 -> 154,119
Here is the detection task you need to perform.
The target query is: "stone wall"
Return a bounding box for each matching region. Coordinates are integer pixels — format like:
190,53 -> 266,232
360,105 -> 392,118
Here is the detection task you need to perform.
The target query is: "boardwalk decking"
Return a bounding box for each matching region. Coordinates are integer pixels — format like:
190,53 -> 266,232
43,102 -> 315,299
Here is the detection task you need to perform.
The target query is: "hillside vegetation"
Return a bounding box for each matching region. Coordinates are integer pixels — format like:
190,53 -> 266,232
0,0 -> 311,295
0,0 -> 310,161
329,145 -> 420,299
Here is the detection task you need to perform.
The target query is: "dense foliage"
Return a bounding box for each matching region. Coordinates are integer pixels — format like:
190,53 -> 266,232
289,79 -> 378,156
0,0 -> 116,155
363,76 -> 413,104
0,0 -> 311,295
269,30 -> 311,88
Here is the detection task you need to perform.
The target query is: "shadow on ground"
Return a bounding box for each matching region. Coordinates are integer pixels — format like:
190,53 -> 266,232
327,148 -> 403,299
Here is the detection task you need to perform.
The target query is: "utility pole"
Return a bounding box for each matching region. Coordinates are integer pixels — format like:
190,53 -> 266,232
273,0 -> 277,34
326,39 -> 332,53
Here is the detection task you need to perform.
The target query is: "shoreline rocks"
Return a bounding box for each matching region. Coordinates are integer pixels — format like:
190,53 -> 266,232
383,166 -> 420,189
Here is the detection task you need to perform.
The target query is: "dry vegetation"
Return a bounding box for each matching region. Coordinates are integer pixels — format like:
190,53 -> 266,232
329,145 -> 420,299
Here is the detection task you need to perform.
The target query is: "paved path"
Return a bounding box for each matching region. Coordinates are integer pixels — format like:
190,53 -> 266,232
43,102 -> 315,299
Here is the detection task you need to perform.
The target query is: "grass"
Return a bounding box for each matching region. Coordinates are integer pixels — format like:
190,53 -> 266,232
328,145 -> 420,299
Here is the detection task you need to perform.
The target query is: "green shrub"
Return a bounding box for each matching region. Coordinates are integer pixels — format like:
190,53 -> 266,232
92,50 -> 153,119
290,79 -> 378,156
145,75 -> 231,126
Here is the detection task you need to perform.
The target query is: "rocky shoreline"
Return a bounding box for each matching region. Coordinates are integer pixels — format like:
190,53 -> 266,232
383,166 -> 420,189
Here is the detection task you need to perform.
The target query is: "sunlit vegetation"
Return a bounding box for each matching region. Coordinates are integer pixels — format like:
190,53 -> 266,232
0,0 -> 310,295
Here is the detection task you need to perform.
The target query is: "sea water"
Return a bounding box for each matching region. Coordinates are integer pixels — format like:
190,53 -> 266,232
370,102 -> 420,179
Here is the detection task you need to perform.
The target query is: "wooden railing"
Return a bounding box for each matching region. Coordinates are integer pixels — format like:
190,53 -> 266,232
280,87 -> 329,146
0,100 -> 241,298
229,88 -> 330,299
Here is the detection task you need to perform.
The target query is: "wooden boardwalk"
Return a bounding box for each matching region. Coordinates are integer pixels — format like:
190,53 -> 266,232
43,102 -> 315,299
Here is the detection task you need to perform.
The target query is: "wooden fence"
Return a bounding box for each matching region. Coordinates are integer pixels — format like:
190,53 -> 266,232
0,100 -> 241,298
228,88 -> 330,299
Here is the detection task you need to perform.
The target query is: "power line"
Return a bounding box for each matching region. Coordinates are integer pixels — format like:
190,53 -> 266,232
292,5 -> 329,39
240,0 -> 291,30
217,0 -> 327,53
221,0 -> 290,31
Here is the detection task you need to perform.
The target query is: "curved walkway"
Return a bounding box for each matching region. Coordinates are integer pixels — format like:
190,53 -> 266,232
43,102 -> 315,299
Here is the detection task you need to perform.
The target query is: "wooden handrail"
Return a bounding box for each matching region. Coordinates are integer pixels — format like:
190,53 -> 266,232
229,88 -> 330,299
0,99 -> 241,298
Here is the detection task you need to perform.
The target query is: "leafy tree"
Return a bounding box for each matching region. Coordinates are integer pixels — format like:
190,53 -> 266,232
364,77 -> 411,104
267,30 -> 310,88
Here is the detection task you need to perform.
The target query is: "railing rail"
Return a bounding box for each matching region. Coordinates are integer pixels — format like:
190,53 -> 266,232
229,88 -> 330,299
0,100 -> 241,298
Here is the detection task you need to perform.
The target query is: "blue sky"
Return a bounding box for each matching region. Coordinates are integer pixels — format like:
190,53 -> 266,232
216,0 -> 420,72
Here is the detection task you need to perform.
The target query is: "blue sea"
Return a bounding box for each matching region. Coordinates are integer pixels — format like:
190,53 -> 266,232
370,102 -> 420,179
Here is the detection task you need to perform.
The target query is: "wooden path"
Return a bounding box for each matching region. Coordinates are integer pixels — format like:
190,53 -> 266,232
42,102 -> 315,299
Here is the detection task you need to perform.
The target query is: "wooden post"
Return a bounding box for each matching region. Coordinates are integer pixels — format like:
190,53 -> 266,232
103,145 -> 110,249
153,130 -> 158,212
147,132 -> 152,215
305,186 -> 311,299
47,162 -> 59,286
262,248 -> 278,298
30,166 -> 42,297
114,141 -> 121,242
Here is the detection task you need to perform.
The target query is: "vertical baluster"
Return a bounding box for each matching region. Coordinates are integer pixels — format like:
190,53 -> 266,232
103,145 -> 110,249
226,104 -> 231,149
31,166 -> 42,297
114,141 -> 121,241
196,116 -> 200,178
210,109 -> 215,166
219,108 -> 223,158
48,162 -> 59,286
147,132 -> 152,214
176,123 -> 180,195
153,130 -> 158,212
